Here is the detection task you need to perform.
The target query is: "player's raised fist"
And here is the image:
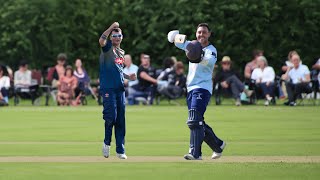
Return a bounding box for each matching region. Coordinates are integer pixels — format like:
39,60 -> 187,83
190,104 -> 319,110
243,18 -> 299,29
167,30 -> 179,43
112,22 -> 119,28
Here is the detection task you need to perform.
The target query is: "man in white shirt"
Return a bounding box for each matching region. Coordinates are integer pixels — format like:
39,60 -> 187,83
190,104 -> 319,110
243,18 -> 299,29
123,54 -> 139,103
123,54 -> 139,87
282,53 -> 312,106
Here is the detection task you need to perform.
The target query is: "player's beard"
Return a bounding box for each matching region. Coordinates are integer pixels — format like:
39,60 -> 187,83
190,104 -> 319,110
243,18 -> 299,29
197,37 -> 208,45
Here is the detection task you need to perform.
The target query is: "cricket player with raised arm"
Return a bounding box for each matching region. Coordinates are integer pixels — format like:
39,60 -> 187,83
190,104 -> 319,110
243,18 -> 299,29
98,22 -> 136,159
168,23 -> 226,160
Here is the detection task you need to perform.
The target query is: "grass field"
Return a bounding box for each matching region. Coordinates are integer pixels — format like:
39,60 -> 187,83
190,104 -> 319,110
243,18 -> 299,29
0,103 -> 319,179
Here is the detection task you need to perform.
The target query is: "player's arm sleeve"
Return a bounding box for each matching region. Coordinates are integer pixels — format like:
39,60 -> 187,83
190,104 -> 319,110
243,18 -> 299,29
101,40 -> 112,53
174,41 -> 190,51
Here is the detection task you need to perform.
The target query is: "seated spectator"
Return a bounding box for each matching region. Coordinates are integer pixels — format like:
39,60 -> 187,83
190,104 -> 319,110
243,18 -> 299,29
311,58 -> 320,87
251,56 -> 275,106
73,58 -> 91,96
14,60 -> 40,104
48,53 -> 67,88
0,62 -> 14,83
157,61 -> 186,99
0,65 -> 10,105
279,51 -> 302,99
14,60 -> 32,88
157,57 -> 175,79
244,49 -> 263,80
57,66 -> 78,106
214,56 -> 252,106
282,52 -> 312,106
129,54 -> 157,105
123,54 -> 139,95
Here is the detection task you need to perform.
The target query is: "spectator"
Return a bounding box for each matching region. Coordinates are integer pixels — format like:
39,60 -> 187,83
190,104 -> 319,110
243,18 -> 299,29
14,60 -> 32,88
157,57 -> 175,79
157,61 -> 186,99
251,56 -> 275,106
73,58 -> 91,95
0,65 -> 10,105
281,51 -> 301,74
14,60 -> 40,104
57,66 -> 78,106
282,52 -> 312,106
123,54 -> 139,88
129,54 -> 157,105
311,58 -> 320,87
214,56 -> 252,106
50,53 -> 67,88
244,49 -> 263,80
279,51 -> 301,99
0,63 -> 14,82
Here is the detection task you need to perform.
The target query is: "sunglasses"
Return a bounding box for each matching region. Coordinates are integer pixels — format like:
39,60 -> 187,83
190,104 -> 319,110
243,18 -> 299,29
111,34 -> 122,38
222,62 -> 231,65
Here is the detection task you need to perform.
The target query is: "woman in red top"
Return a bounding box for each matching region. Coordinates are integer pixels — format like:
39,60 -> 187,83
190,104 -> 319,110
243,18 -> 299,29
57,66 -> 78,105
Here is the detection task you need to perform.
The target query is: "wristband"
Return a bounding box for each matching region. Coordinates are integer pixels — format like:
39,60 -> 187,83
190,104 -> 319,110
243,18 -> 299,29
100,34 -> 107,40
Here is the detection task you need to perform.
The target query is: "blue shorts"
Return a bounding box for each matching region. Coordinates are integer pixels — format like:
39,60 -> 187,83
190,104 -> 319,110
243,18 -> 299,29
187,88 -> 211,118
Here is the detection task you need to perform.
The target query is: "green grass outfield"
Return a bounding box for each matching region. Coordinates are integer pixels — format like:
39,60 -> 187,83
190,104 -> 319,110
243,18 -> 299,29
0,105 -> 319,179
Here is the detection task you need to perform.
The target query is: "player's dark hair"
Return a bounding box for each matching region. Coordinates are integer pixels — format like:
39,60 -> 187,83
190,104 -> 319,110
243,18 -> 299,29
197,23 -> 211,32
112,28 -> 122,33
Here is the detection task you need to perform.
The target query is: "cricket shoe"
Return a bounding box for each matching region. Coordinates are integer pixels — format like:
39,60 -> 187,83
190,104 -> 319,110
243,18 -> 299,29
211,141 -> 227,159
102,144 -> 110,158
116,153 -> 128,159
184,154 -> 202,160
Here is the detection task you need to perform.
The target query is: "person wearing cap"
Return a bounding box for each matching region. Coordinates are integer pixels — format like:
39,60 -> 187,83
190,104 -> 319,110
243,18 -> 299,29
214,56 -> 252,106
168,23 -> 226,160
98,22 -> 136,160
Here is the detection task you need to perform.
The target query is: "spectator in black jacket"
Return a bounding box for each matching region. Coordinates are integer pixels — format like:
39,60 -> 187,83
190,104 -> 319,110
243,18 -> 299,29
214,56 -> 252,106
157,61 -> 186,99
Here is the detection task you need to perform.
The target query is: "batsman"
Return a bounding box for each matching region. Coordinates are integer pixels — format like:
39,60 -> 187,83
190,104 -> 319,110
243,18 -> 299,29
168,23 -> 226,160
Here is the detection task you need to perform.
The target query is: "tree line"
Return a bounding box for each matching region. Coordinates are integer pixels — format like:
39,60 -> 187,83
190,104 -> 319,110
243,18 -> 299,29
0,0 -> 319,77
